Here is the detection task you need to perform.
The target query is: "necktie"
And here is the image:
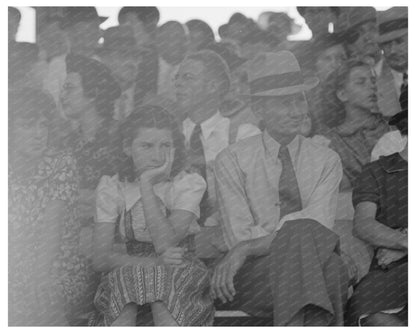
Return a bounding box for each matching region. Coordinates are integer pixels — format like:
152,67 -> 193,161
189,124 -> 209,224
189,124 -> 207,180
278,145 -> 302,218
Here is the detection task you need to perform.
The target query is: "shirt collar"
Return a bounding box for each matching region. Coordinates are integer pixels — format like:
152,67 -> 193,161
263,130 -> 300,163
183,111 -> 225,141
373,58 -> 384,77
379,152 -> 407,173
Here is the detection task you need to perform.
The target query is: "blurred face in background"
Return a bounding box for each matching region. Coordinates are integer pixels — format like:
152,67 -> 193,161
157,24 -> 189,65
380,33 -> 408,72
67,19 -> 102,56
61,73 -> 93,119
337,65 -> 377,111
102,51 -> 140,90
175,58 -> 215,114
315,44 -> 347,81
13,115 -> 49,161
119,12 -> 150,47
38,20 -> 69,59
347,21 -> 381,63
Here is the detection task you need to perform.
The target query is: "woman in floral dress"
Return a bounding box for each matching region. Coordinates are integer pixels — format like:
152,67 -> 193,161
9,89 -> 91,325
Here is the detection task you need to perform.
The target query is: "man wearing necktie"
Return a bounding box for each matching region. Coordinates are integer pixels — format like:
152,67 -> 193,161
211,51 -> 348,325
175,50 -> 260,227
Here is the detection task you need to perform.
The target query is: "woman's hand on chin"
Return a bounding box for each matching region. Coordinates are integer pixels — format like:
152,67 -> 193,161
140,149 -> 175,186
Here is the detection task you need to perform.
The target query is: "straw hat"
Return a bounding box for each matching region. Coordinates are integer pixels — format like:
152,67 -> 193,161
377,7 -> 408,44
246,51 -> 319,97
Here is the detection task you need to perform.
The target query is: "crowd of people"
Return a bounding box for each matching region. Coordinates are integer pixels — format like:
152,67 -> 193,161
8,6 -> 408,326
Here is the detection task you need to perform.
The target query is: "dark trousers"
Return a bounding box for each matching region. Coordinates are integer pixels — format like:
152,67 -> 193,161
217,219 -> 349,326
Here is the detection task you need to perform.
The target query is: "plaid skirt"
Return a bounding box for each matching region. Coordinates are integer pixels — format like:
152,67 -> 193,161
88,241 -> 214,326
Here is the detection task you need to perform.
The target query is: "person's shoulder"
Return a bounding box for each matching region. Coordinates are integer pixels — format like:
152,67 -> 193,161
216,133 -> 263,166
226,132 -> 263,154
301,135 -> 339,159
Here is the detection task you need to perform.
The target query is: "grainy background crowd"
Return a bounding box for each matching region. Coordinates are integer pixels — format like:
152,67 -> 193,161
8,6 -> 408,326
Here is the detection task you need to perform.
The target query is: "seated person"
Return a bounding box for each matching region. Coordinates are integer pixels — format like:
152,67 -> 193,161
319,59 -> 390,190
345,105 -> 408,326
293,33 -> 347,132
371,86 -> 408,161
88,106 -> 214,326
9,89 -> 91,325
211,51 -> 348,325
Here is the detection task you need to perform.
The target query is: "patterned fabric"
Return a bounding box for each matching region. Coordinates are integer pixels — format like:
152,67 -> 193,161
9,150 -> 91,324
65,121 -> 121,191
323,115 -> 390,188
89,187 -> 214,326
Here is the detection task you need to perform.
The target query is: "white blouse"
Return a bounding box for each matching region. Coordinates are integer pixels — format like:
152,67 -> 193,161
95,171 -> 207,242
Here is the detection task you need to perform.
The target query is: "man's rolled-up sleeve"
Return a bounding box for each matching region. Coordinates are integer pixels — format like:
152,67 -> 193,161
214,148 -> 269,250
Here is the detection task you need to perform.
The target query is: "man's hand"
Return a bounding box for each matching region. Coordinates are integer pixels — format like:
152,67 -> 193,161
157,247 -> 186,266
211,245 -> 247,303
376,248 -> 407,269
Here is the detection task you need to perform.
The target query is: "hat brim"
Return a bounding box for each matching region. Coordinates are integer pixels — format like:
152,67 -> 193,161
378,28 -> 407,44
245,76 -> 319,97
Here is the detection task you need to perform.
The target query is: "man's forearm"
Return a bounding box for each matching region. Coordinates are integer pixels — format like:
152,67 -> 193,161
354,217 -> 408,251
238,232 -> 277,257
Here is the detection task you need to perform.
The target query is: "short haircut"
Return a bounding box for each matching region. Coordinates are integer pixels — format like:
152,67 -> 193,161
320,59 -> 371,128
118,7 -> 159,33
66,53 -> 121,120
119,105 -> 186,180
186,50 -> 231,100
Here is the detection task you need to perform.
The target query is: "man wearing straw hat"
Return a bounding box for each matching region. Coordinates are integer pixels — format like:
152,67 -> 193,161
211,51 -> 348,325
375,7 -> 408,118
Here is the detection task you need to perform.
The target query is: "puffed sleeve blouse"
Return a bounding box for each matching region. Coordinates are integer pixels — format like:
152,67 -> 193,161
95,171 -> 207,242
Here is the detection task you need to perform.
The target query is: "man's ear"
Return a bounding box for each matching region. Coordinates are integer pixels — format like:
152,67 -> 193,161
206,78 -> 219,95
122,140 -> 132,157
336,88 -> 348,102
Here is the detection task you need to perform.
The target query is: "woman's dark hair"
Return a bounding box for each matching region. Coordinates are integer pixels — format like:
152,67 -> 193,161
320,59 -> 370,128
119,105 -> 186,181
295,33 -> 345,74
66,53 -> 121,120
9,88 -> 56,144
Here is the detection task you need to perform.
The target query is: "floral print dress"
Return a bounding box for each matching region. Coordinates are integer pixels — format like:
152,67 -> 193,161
9,150 -> 91,325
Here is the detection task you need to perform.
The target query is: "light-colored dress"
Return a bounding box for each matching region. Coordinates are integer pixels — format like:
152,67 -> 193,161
89,171 -> 215,326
